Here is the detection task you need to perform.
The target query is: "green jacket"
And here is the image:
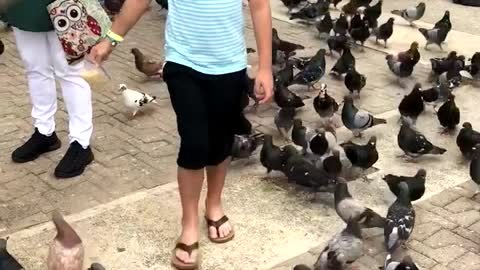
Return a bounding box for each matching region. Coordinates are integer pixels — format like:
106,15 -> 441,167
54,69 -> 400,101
5,0 -> 55,32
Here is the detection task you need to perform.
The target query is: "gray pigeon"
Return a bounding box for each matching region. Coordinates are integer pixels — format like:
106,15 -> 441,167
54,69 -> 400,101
382,253 -> 419,270
342,95 -> 387,137
397,122 -> 447,158
314,218 -> 364,270
384,182 -> 415,253
231,133 -> 264,160
334,178 -> 386,228
418,25 -> 449,50
391,2 -> 426,26
275,108 -> 296,141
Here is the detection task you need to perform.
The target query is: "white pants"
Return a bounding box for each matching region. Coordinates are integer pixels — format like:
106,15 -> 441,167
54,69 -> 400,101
13,28 -> 92,148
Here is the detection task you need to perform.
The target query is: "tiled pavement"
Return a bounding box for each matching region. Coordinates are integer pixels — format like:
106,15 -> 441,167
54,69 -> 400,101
0,2 -> 480,269
271,182 -> 480,270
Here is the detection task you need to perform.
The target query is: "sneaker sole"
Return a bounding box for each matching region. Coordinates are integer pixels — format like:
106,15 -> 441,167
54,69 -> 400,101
12,140 -> 62,163
54,153 -> 94,179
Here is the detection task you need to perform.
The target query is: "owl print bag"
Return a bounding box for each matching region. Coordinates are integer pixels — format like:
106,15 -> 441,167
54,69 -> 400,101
47,0 -> 111,64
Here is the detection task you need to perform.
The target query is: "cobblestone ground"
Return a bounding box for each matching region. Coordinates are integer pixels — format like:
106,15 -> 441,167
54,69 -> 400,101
0,2 -> 480,269
272,181 -> 480,270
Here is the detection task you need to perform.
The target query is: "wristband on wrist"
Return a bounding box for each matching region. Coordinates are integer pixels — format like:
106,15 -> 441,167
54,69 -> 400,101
105,30 -> 124,47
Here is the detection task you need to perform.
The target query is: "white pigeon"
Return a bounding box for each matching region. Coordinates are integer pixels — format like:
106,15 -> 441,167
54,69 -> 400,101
118,84 -> 157,117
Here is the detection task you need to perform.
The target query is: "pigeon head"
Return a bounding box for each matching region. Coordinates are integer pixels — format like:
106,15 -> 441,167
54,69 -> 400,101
293,119 -> 303,128
343,95 -> 354,103
272,28 -> 279,38
88,263 -> 106,270
282,145 -> 299,158
418,2 -> 426,8
447,92 -> 455,101
397,181 -> 411,202
368,136 -> 377,147
387,17 -> 395,24
131,48 -> 141,56
293,265 -> 312,270
401,255 -> 419,269
447,51 -> 458,59
118,84 -> 128,92
416,168 -> 427,179
444,10 -> 450,19
318,84 -> 327,98
463,122 -> 473,129
413,83 -> 422,91
410,42 -> 419,51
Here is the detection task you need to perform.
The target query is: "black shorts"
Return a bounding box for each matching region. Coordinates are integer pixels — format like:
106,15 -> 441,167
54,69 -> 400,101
163,61 -> 247,170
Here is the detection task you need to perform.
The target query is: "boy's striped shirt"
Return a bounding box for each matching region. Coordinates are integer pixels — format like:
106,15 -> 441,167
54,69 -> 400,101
164,0 -> 247,75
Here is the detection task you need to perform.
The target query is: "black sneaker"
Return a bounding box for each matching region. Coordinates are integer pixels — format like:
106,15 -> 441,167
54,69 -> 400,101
54,141 -> 94,179
12,128 -> 62,163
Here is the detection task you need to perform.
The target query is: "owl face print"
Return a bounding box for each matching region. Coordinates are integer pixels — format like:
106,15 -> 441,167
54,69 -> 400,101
50,0 -> 88,33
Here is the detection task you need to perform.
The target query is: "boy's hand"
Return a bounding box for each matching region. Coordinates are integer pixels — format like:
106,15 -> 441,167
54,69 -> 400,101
254,67 -> 273,104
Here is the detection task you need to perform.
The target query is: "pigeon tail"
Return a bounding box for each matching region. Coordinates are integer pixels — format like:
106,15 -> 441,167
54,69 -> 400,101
418,28 -> 429,39
372,117 -> 387,126
390,10 -> 402,17
430,145 -> 447,155
363,208 -> 387,228
52,210 -> 82,248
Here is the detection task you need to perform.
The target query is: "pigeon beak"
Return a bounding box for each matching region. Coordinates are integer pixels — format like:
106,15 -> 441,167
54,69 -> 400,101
152,100 -> 158,104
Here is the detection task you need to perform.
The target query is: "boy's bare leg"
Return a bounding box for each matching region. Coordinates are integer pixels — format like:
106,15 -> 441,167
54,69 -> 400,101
175,167 -> 204,263
206,158 -> 233,238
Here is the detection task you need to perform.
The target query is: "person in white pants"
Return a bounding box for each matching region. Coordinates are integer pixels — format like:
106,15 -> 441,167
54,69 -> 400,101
5,1 -> 94,179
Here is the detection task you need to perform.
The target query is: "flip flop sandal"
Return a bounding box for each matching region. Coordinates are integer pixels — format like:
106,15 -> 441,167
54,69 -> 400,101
171,242 -> 200,270
205,215 -> 235,243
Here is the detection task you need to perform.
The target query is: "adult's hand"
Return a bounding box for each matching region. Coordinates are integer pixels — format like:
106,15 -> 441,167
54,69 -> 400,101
88,39 -> 113,65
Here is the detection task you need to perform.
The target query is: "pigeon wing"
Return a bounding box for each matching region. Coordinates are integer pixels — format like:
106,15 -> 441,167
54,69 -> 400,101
353,111 -> 372,129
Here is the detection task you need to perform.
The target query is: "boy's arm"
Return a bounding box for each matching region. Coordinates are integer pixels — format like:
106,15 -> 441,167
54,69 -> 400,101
249,0 -> 273,103
90,0 -> 151,63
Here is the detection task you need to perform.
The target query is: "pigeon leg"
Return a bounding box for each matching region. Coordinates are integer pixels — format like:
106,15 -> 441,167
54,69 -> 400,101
424,42 -> 430,50
439,43 -> 444,51
384,40 -> 388,48
375,37 -> 379,44
131,110 -> 138,119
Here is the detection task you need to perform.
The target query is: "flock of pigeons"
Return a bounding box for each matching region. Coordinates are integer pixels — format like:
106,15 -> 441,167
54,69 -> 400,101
231,0 -> 480,270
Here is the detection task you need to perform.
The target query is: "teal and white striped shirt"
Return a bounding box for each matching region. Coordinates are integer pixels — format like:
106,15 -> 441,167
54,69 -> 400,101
164,0 -> 247,75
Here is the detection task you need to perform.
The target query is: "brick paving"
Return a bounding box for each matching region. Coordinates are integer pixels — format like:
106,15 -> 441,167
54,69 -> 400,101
0,3 -> 479,269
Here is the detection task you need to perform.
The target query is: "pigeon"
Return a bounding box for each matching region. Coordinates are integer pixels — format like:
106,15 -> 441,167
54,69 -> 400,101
463,52 -> 480,80
421,80 -> 455,104
313,83 -> 339,123
436,57 -> 463,85
384,182 -> 415,253
434,10 -> 452,33
274,83 -> 305,109
396,42 -> 420,65
274,58 -> 296,87
131,48 -> 163,78
349,12 -> 363,30
313,218 -> 364,270
330,47 -> 356,77
363,0 -> 383,29
437,93 -> 460,132
275,107 -> 296,140
231,133 -> 264,160
272,28 -> 305,57
47,211 -> 84,270
457,122 -> 480,159
341,0 -> 372,15
372,17 -> 395,48
383,169 -> 427,201
344,66 -> 366,98
340,136 -> 379,181
290,49 -> 326,91
420,85 -> 440,104
314,11 -> 333,38
323,150 -> 343,177
349,18 -> 370,49
0,39 -> 4,57
292,119 -> 311,153
327,33 -> 349,56
386,54 -> 415,86
430,51 -> 460,78
281,146 -> 336,190
244,75 -> 260,110
334,178 -> 386,228
118,84 -> 157,117
382,253 -> 419,270
309,127 -> 337,157
333,13 -> 349,35
469,144 -> 480,195
342,95 -> 387,137
88,263 -> 106,270
418,25 -> 449,50
292,264 -> 312,270
398,83 -> 424,126
391,2 -> 426,26
397,122 -> 447,158
260,134 -> 284,173
289,0 -> 329,21
0,237 -> 24,270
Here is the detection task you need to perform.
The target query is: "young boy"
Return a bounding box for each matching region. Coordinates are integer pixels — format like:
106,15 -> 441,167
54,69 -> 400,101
5,0 -> 94,178
90,0 -> 273,268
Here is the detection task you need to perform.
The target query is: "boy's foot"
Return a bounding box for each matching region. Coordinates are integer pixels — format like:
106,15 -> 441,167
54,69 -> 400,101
54,141 -> 94,179
172,228 -> 199,269
205,206 -> 235,243
12,128 -> 61,163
